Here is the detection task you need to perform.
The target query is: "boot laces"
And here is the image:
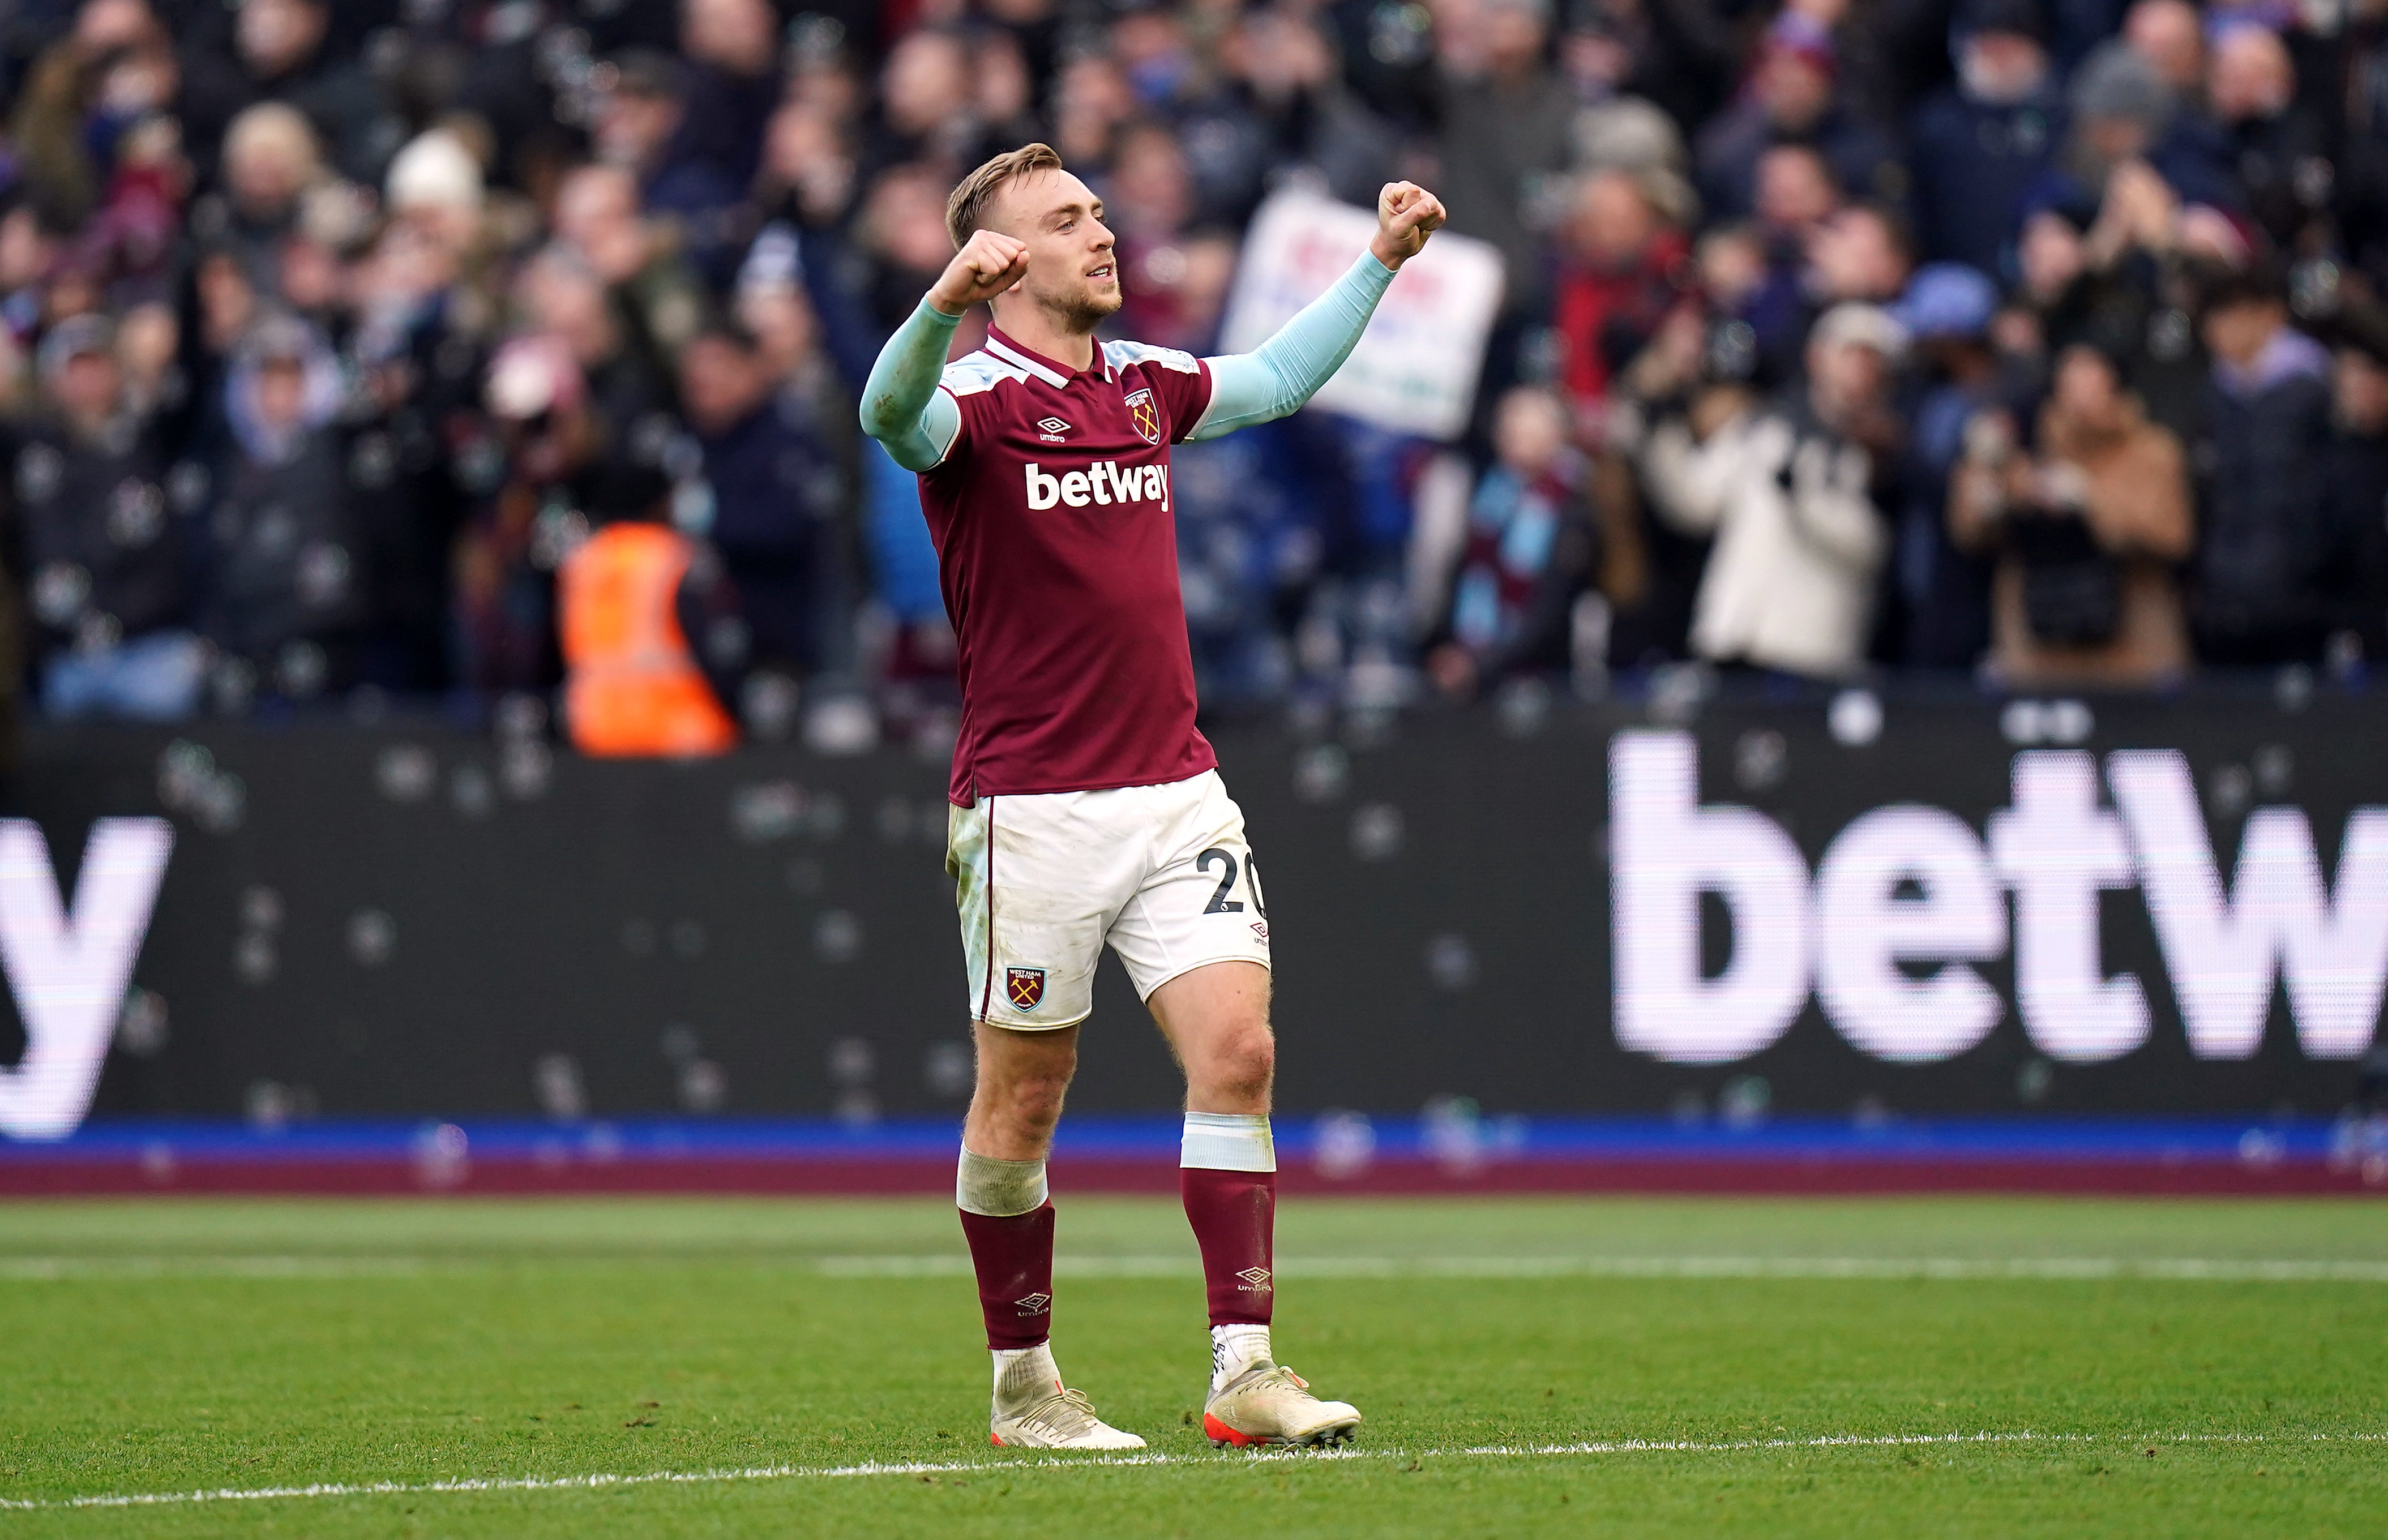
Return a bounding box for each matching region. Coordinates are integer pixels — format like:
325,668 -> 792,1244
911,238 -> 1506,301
1018,1387 -> 1108,1440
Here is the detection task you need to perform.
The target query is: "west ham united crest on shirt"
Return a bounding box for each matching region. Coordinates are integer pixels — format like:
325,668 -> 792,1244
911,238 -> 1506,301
919,326 -> 1219,805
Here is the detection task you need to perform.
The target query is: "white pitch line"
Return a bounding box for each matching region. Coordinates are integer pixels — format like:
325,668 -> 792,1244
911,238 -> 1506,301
7,1254 -> 2388,1281
816,1254 -> 2388,1283
4,1430 -> 2382,1513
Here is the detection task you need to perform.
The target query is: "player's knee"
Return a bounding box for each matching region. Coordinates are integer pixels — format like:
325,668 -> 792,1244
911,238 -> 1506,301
1211,1024 -> 1274,1104
998,1066 -> 1073,1130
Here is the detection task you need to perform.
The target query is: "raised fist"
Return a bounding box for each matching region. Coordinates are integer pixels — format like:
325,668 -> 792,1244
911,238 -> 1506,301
1370,182 -> 1448,269
930,230 -> 1031,315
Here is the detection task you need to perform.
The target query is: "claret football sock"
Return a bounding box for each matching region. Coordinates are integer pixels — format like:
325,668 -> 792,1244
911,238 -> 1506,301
957,1146 -> 1056,1353
1180,1112 -> 1278,1390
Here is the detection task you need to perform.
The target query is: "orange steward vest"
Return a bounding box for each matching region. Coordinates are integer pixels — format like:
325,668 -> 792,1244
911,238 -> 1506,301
559,523 -> 738,758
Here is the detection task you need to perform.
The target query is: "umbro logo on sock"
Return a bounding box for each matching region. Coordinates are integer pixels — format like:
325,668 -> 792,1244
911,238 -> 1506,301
1235,1267 -> 1273,1292
1014,1292 -> 1052,1315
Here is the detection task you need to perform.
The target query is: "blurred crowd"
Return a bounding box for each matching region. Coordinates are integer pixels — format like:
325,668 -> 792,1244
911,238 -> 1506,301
3,0 -> 2388,747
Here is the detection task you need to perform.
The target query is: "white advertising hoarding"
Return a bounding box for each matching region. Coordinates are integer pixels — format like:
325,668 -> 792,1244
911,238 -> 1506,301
1217,189 -> 1505,441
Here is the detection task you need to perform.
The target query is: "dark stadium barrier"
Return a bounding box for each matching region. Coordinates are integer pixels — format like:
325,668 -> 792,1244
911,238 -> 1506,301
1,684 -> 2384,1191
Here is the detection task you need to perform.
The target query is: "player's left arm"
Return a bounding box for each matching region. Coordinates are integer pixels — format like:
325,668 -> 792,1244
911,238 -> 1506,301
1186,182 -> 1446,441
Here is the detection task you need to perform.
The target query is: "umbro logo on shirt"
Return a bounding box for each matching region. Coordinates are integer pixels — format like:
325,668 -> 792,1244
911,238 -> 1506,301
1036,416 -> 1069,443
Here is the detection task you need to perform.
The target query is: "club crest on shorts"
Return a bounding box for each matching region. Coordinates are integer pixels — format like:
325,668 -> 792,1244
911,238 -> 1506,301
1005,966 -> 1047,1011
1124,387 -> 1162,445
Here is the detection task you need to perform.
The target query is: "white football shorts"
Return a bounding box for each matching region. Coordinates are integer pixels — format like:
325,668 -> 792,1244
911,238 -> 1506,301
945,769 -> 1273,1029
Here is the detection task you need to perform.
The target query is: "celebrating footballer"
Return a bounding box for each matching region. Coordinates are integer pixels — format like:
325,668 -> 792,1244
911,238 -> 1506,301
860,143 -> 1444,1450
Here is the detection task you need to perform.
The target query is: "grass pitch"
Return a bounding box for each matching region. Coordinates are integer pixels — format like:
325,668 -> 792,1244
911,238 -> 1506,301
0,1195 -> 2383,1537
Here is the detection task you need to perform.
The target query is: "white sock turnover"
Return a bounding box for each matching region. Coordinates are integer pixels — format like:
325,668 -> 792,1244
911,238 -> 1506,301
992,1341 -> 1062,1414
1210,1323 -> 1273,1396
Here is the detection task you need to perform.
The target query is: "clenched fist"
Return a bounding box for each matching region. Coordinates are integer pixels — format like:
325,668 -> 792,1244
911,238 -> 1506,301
1369,182 -> 1447,269
929,230 -> 1031,316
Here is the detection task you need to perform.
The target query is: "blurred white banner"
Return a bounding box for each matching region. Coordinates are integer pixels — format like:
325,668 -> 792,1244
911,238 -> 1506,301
1218,189 -> 1504,441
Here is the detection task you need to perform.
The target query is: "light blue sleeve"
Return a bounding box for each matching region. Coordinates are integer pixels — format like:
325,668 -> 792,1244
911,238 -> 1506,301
1189,252 -> 1397,440
858,298 -> 966,472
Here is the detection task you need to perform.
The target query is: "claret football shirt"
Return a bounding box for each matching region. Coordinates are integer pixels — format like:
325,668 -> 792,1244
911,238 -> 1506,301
919,324 -> 1219,805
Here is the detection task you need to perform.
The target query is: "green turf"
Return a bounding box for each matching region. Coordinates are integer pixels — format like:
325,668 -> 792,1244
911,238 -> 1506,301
0,1196 -> 2383,1537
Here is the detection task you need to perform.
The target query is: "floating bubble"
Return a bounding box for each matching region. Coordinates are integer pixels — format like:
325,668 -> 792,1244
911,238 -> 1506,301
1313,1110 -> 1376,1181
246,1079 -> 294,1133
2252,744 -> 2295,797
1827,688 -> 1883,747
875,797 -> 912,843
834,1087 -> 879,1127
620,920 -> 657,958
1493,677 -> 1550,738
234,932 -> 277,985
923,1041 -> 971,1098
1647,662 -> 1709,726
156,740 -> 215,810
1718,1074 -> 1771,1130
806,696 -> 880,756
140,1142 -> 176,1183
209,655 -> 257,717
669,919 -> 707,958
413,1122 -> 469,1189
1733,728 -> 1787,791
659,1023 -> 700,1064
1669,1089 -> 1706,1128
376,744 -> 438,802
450,762 -> 496,819
1998,700 -> 2047,745
2274,663 -> 2315,713
241,885 -> 285,932
583,1122 -> 623,1163
1293,744 -> 1348,804
2017,1058 -> 2054,1105
2207,763 -> 2254,818
2236,1128 -> 2285,1168
533,1053 -> 587,1120
805,792 -> 847,841
499,740 -> 553,800
678,1058 -> 727,1114
1421,1095 -> 1484,1176
1851,1095 -> 1893,1132
1349,803 -> 1405,862
2043,698 -> 2094,744
742,672 -> 802,742
815,910 -> 863,963
828,1037 -> 875,1087
348,910 -> 397,966
493,692 -> 549,741
117,989 -> 169,1057
731,781 -> 807,843
192,770 -> 247,834
1424,934 -> 1476,991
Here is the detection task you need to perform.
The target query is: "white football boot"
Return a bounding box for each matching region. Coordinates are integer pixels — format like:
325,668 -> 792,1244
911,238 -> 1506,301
988,1345 -> 1146,1451
1202,1362 -> 1362,1448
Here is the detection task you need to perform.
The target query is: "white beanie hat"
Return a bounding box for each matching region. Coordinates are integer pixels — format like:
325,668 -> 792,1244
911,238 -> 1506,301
386,130 -> 483,213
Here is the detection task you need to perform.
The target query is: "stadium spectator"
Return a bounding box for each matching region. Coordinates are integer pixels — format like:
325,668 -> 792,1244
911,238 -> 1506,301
1909,0 -> 2065,273
8,0 -> 2388,739
1949,340 -> 2193,685
10,312 -> 199,718
1636,302 -> 1902,676
197,312 -> 364,707
2190,265 -> 2339,664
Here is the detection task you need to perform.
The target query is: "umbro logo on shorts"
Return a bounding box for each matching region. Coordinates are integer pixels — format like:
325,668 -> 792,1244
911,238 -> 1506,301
1235,1267 -> 1273,1292
1015,1292 -> 1052,1315
1006,967 -> 1046,1011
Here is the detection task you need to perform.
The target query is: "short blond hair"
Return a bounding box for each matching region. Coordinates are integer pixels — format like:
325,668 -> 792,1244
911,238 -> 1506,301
944,142 -> 1064,250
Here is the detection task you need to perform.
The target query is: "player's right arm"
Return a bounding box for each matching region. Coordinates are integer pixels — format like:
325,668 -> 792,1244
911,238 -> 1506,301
858,230 -> 1031,472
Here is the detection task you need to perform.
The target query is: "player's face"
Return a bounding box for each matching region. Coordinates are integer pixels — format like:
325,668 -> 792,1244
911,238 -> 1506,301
996,169 -> 1122,332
